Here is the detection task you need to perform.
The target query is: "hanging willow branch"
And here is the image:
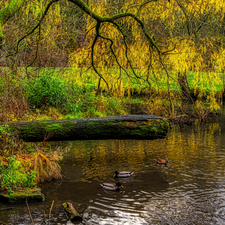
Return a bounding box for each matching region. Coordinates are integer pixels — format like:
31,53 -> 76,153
25,24 -> 42,78
6,0 -> 59,57
1,0 -> 180,114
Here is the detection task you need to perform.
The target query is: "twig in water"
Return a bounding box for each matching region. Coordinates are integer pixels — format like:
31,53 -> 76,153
0,221 -> 8,225
26,200 -> 34,225
48,200 -> 54,225
41,210 -> 47,225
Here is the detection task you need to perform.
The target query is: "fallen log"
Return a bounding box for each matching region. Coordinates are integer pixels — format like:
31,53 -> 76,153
6,115 -> 170,142
62,202 -> 82,221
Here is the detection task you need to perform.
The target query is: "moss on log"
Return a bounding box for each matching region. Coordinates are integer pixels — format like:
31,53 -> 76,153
62,202 -> 82,221
6,115 -> 170,142
0,187 -> 45,203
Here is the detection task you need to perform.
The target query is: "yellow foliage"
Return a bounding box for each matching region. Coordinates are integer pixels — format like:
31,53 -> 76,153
1,0 -> 225,107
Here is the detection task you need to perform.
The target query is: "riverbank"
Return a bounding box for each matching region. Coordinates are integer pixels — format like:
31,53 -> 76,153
0,114 -> 170,202
0,124 -> 62,202
1,115 -> 225,224
0,67 -> 222,204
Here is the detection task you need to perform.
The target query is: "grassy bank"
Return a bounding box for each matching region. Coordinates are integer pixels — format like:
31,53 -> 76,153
1,67 -> 225,95
0,124 -> 62,196
0,67 -> 223,122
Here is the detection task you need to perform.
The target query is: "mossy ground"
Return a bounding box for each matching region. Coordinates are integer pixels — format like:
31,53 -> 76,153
0,187 -> 45,203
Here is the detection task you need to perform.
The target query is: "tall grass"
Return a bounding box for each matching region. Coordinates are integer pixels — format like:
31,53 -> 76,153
32,152 -> 62,183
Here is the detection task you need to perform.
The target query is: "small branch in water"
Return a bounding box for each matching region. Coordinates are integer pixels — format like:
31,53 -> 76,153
26,200 -> 34,225
0,221 -> 8,225
42,209 -> 47,225
48,200 -> 54,225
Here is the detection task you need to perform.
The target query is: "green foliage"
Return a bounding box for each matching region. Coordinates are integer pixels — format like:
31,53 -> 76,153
0,125 -> 37,154
0,124 -> 10,136
0,125 -> 20,155
27,73 -> 72,110
104,97 -> 122,115
64,112 -> 83,119
0,156 -> 37,194
44,124 -> 64,135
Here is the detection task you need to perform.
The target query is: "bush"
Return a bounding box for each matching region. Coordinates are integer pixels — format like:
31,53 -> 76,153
27,74 -> 71,110
0,156 -> 37,194
0,125 -> 22,155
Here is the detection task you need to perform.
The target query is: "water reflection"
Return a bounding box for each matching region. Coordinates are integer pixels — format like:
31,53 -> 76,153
1,116 -> 225,224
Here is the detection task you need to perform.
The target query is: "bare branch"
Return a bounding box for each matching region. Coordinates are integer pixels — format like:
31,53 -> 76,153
91,22 -> 111,94
6,0 -> 59,57
25,23 -> 42,78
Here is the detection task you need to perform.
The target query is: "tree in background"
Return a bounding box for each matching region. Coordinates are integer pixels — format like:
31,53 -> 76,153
0,0 -> 225,115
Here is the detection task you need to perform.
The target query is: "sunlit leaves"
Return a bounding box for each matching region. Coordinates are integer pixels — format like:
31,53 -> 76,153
1,0 -> 225,112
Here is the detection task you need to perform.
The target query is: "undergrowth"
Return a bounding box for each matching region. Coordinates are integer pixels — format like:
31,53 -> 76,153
0,125 -> 62,194
0,67 -> 222,122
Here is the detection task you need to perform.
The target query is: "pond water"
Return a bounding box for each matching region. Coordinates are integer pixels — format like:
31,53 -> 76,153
1,114 -> 225,224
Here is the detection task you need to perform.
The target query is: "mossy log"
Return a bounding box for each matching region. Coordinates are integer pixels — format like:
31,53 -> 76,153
0,187 -> 45,203
62,202 -> 82,221
6,115 -> 170,142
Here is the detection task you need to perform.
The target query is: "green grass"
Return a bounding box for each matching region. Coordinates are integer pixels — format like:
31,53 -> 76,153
32,67 -> 225,94
1,67 -> 224,95
0,67 -> 224,122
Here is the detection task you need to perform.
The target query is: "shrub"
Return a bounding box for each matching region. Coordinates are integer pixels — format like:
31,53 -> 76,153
27,74 -> 71,110
0,156 -> 37,194
0,125 -> 21,155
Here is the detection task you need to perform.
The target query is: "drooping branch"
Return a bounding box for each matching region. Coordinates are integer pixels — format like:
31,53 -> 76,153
111,21 -> 141,81
98,33 -> 133,80
99,32 -> 152,90
7,0 -> 59,56
91,22 -> 111,94
68,0 -> 160,53
174,0 -> 191,36
0,0 -> 24,48
5,0 -> 164,72
25,24 -> 42,78
136,0 -> 158,17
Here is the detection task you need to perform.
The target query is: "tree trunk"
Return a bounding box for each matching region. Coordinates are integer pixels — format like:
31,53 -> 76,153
178,70 -> 192,101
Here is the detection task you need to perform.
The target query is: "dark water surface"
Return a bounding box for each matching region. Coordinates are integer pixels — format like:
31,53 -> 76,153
1,115 -> 225,224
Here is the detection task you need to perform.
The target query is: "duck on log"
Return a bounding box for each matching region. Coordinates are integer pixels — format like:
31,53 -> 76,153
6,115 -> 170,142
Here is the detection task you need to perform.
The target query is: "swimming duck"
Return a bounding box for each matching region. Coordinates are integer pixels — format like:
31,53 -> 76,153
155,158 -> 169,165
100,182 -> 123,191
114,170 -> 134,178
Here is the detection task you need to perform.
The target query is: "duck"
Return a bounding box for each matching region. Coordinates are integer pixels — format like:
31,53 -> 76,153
154,158 -> 169,165
100,182 -> 123,191
114,170 -> 134,178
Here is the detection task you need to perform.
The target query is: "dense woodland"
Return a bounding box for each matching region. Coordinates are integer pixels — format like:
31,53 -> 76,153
0,0 -> 225,196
